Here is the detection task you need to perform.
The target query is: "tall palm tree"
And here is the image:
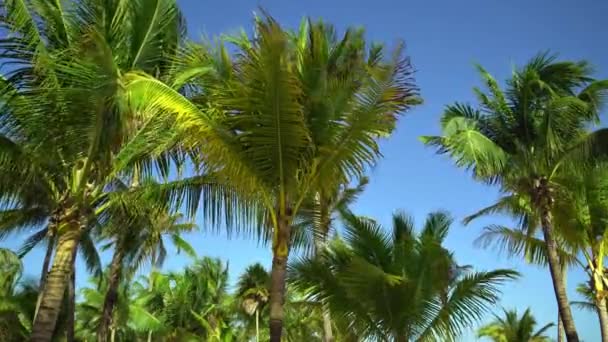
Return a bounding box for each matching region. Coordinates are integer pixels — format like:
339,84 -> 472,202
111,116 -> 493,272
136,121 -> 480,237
0,1 -> 234,339
96,202 -> 197,341
421,53 -> 608,342
122,15 -> 420,340
551,164 -> 608,340
477,308 -> 554,342
236,263 -> 270,342
289,211 -> 518,341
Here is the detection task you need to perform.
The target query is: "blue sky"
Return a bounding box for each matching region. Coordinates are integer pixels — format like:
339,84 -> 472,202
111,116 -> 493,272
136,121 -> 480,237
6,0 -> 608,340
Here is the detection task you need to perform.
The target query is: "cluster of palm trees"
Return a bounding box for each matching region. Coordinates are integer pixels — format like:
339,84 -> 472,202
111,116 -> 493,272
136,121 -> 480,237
422,55 -> 608,341
0,0 -> 607,341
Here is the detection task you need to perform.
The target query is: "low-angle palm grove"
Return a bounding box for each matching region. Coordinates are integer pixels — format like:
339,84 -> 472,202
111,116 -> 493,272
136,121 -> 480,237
0,0 -> 606,341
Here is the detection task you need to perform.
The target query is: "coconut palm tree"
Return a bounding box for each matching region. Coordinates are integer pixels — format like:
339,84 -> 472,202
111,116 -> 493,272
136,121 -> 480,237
76,273 -> 163,341
550,164 -> 608,341
289,211 -> 518,341
477,308 -> 554,342
96,201 -> 197,341
0,1 -> 235,339
236,263 -> 270,342
122,15 -> 420,340
134,257 -> 234,340
421,53 -> 608,342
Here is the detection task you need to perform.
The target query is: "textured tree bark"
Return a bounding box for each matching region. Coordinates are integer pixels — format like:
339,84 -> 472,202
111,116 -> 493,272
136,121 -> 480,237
269,213 -> 291,342
66,249 -> 76,342
558,258 -> 567,342
539,210 -> 579,342
35,231 -> 56,321
596,297 -> 608,342
97,246 -> 125,342
30,225 -> 82,342
558,315 -> 565,342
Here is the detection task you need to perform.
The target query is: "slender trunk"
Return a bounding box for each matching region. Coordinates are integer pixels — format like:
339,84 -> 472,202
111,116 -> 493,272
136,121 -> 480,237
30,226 -> 82,342
66,248 -> 77,342
97,246 -> 125,341
110,327 -> 116,342
35,231 -> 56,321
255,308 -> 260,342
314,196 -> 334,342
539,209 -> 579,342
596,298 -> 608,342
592,258 -> 608,342
269,212 -> 291,342
558,258 -> 567,342
147,331 -> 152,342
558,316 -> 565,342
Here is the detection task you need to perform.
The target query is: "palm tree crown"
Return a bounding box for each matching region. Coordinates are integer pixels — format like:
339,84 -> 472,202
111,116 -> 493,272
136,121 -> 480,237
477,308 -> 554,342
289,211 -> 518,341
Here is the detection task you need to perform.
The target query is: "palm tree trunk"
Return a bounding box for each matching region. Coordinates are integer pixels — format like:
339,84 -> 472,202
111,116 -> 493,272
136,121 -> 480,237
558,257 -> 567,342
591,258 -> 608,342
66,250 -> 76,342
269,212 -> 291,342
256,308 -> 260,342
30,225 -> 82,342
35,231 -> 56,321
596,297 -> 608,342
539,209 -> 579,342
315,196 -> 334,342
97,246 -> 125,341
558,315 -> 565,342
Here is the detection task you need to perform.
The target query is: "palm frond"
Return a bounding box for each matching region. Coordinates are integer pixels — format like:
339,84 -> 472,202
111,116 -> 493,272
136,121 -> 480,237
474,225 -> 579,267
418,269 -> 519,341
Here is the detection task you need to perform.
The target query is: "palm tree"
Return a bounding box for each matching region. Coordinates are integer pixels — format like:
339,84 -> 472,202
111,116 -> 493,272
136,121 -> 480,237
135,257 -> 233,340
0,248 -> 69,342
76,274 -> 163,341
289,211 -> 518,341
293,176 -> 367,341
96,203 -> 197,341
123,15 -> 420,340
0,248 -> 32,341
477,308 -> 554,342
421,53 -> 608,342
0,1 -> 233,339
550,164 -> 608,341
236,263 -> 270,342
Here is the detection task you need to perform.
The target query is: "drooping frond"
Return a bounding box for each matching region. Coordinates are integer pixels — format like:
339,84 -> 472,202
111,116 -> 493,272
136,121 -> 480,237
418,269 -> 519,342
474,225 -> 579,267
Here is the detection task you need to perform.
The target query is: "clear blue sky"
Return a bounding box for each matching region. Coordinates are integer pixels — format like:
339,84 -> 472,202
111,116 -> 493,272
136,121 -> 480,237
6,0 -> 608,340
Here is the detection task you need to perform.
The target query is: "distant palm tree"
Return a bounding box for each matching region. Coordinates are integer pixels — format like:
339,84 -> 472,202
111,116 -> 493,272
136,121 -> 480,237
289,211 -> 518,341
135,257 -> 233,340
422,53 -> 608,342
236,263 -> 270,342
477,308 -> 554,342
96,200 -> 197,341
76,274 -> 163,341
